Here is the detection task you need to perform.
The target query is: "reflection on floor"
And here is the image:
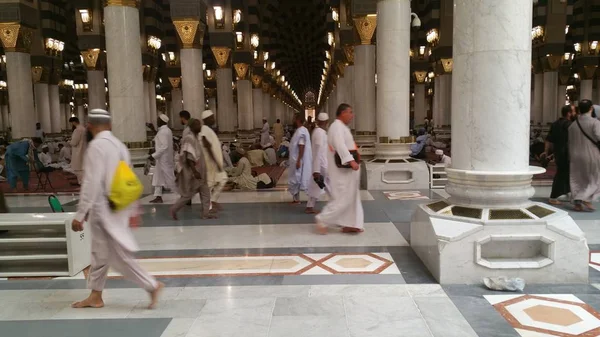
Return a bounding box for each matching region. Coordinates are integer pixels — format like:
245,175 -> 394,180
1,185 -> 600,337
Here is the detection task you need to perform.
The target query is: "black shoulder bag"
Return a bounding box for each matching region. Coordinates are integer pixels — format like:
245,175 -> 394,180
575,117 -> 600,152
334,150 -> 361,169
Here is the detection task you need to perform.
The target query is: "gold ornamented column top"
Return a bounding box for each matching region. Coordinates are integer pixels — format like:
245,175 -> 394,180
0,24 -> 33,53
580,65 -> 597,80
543,55 -> 562,72
205,88 -> 216,98
262,82 -> 270,93
211,47 -> 231,68
251,75 -> 262,88
234,63 -> 249,80
414,71 -> 427,83
343,45 -> 355,65
353,15 -> 377,45
440,58 -> 453,73
168,77 -> 181,88
173,20 -> 204,49
81,49 -> 102,70
104,0 -> 140,8
336,61 -> 346,77
31,66 -> 46,84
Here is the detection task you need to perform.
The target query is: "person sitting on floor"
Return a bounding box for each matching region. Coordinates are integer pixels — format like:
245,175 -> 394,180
253,170 -> 276,189
226,148 -> 257,191
58,143 -> 71,163
263,139 -> 277,166
247,144 -> 270,167
435,149 -> 452,167
410,128 -> 429,159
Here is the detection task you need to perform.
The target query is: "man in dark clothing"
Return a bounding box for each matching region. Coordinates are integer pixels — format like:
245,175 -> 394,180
544,104 -> 575,205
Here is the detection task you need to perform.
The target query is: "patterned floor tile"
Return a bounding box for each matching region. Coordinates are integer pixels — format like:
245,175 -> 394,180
383,191 -> 430,200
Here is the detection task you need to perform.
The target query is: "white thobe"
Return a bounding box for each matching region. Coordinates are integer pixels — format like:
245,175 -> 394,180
200,125 -> 228,201
260,122 -> 270,147
288,126 -> 312,200
75,131 -> 157,292
569,114 -> 600,202
316,119 -> 363,230
441,155 -> 452,167
38,152 -> 52,167
307,127 -> 329,205
152,125 -> 176,194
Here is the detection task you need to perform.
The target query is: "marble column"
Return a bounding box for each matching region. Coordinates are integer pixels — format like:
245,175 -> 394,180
328,90 -> 337,121
104,1 -> 146,142
235,64 -> 252,131
0,43 -> 36,137
345,65 -> 355,130
414,83 -> 427,126
354,45 -> 376,135
542,71 -> 558,125
437,74 -> 452,126
376,0 -> 410,158
208,97 -> 217,117
64,103 -> 71,126
262,90 -> 272,124
180,48 -> 204,119
48,84 -> 61,132
432,77 -> 440,126
532,73 -> 544,124
34,82 -> 51,133
336,73 -> 347,114
170,88 -> 183,129
252,86 -> 263,129
213,47 -> 235,133
580,79 -> 593,101
148,82 -> 157,123
87,70 -> 106,110
143,81 -> 151,124
275,99 -> 283,122
77,104 -> 85,123
0,104 -> 7,130
558,85 -> 567,115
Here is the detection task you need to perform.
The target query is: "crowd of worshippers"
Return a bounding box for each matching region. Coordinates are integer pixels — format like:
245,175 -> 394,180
540,100 -> 600,212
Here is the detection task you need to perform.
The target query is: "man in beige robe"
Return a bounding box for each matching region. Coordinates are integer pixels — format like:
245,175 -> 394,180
69,117 -> 86,184
71,109 -> 162,309
273,119 -> 284,149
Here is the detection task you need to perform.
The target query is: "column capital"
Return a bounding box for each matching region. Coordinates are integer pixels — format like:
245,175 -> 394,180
439,58 -> 453,74
262,82 -> 270,93
168,77 -> 181,89
104,0 -> 140,8
205,88 -> 216,98
342,45 -> 354,65
353,15 -> 377,45
414,71 -> 427,84
142,65 -> 157,82
542,55 -> 561,72
251,74 -> 262,88
49,67 -> 62,85
173,20 -> 204,49
336,61 -> 346,77
81,49 -> 103,70
211,46 -> 231,68
31,66 -> 48,84
580,65 -> 597,80
234,63 -> 249,80
0,24 -> 34,53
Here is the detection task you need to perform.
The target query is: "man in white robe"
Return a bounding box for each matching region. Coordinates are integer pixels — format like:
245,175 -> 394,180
200,110 -> 228,212
316,104 -> 364,234
179,110 -> 192,138
306,113 -> 330,214
569,99 -> 600,211
260,118 -> 270,148
71,109 -> 162,309
288,113 -> 312,203
149,114 -> 176,203
69,117 -> 87,184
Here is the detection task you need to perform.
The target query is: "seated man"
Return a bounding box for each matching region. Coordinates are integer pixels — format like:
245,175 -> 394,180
277,138 -> 290,158
253,170 -> 276,189
410,128 -> 429,159
37,145 -> 53,169
226,148 -> 258,190
58,143 -> 71,163
263,143 -> 277,166
435,149 -> 452,167
247,145 -> 270,167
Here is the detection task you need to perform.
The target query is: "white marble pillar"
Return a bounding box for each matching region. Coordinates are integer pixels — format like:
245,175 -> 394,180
64,103 -> 71,127
542,72 -> 558,125
558,85 -> 567,115
5,53 -> 35,138
437,74 -> 452,126
149,82 -> 157,123
345,65 -> 355,130
532,73 -> 544,124
275,100 -> 283,122
581,80 -> 593,101
34,83 -> 51,133
376,0 -> 410,151
208,97 -> 217,117
263,93 -> 272,124
87,70 -> 106,110
104,2 -> 146,142
170,88 -> 183,130
180,48 -> 204,119
328,91 -> 337,121
77,105 -> 85,123
60,103 -> 66,124
0,105 -> 6,130
237,80 -> 253,131
252,88 -> 263,129
354,45 -> 376,134
432,77 -> 441,126
143,82 -> 151,124
48,84 -> 61,132
216,68 -> 235,132
336,76 -> 347,113
414,84 -> 427,126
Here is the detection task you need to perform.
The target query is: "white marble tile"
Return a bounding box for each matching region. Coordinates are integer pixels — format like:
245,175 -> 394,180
139,190 -> 374,204
128,299 -> 207,318
160,318 -> 197,337
176,285 -> 310,300
414,296 -> 478,337
309,285 -> 411,299
44,288 -> 183,303
51,299 -> 140,319
272,296 -> 345,317
405,284 -> 447,297
514,328 -> 554,337
135,223 -> 408,251
6,195 -> 78,208
187,298 -> 275,337
268,316 -> 349,337
0,289 -> 55,303
0,301 -> 69,320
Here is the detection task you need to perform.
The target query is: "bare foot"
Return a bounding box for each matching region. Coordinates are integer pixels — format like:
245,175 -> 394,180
548,199 -> 561,205
169,208 -> 178,220
71,293 -> 104,308
290,201 -> 301,205
342,227 -> 364,234
583,201 -> 596,211
305,208 -> 317,214
201,213 -> 218,219
148,282 -> 164,309
211,202 -> 223,211
316,223 -> 328,235
573,204 -> 590,212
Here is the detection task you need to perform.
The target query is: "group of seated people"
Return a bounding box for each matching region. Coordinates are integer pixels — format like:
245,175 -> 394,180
409,128 -> 451,162
222,147 -> 277,191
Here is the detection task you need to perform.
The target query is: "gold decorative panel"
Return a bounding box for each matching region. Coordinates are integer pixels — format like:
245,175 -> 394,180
173,20 -> 202,49
343,45 -> 354,64
414,71 -> 427,83
440,58 -> 453,73
262,82 -> 270,93
544,55 -> 562,72
527,205 -> 555,219
105,0 -> 140,8
353,16 -> 377,45
31,66 -> 44,84
205,88 -> 216,98
581,66 -> 597,80
451,206 -> 482,219
251,74 -> 262,88
488,209 -> 533,220
427,201 -> 449,213
336,61 -> 346,77
211,47 -> 231,68
81,49 -> 101,70
168,77 -> 181,88
0,24 -> 33,53
234,63 -> 249,79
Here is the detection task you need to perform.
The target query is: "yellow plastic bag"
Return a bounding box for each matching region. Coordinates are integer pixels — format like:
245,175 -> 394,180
108,160 -> 143,211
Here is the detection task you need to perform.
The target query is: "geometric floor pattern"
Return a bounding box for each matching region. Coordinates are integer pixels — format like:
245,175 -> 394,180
486,294 -> 600,336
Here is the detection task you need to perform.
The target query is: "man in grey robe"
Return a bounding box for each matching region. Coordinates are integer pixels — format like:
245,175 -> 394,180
568,99 -> 600,212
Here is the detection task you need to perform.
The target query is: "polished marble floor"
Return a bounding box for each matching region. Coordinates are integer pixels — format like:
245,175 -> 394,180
1,183 -> 600,337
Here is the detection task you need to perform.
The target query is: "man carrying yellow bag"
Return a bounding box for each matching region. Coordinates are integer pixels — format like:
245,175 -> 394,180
71,109 -> 163,310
